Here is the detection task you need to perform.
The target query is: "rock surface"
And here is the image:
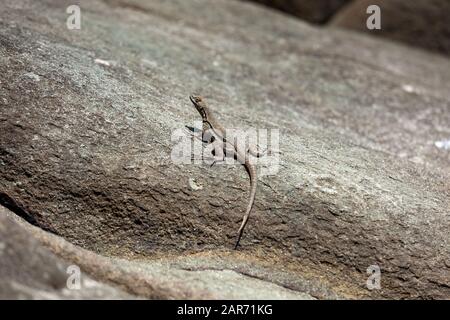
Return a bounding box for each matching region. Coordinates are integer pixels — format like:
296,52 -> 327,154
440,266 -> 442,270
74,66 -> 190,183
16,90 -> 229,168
0,206 -> 136,299
1,205 -> 320,299
1,0 -> 449,299
330,0 -> 450,57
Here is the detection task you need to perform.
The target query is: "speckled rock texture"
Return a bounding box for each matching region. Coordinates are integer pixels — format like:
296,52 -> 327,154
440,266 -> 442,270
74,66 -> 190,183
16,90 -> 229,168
1,205 -> 319,299
1,0 -> 449,299
0,206 -> 136,299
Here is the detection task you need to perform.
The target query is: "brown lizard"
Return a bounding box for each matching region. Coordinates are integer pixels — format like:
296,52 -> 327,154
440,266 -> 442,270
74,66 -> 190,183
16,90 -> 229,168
188,95 -> 266,249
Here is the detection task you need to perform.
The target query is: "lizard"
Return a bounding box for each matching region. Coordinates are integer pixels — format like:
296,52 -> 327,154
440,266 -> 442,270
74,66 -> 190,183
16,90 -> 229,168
188,95 -> 266,249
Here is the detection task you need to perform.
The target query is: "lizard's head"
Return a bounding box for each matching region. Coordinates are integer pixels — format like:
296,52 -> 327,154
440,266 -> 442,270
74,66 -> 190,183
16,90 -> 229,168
189,95 -> 208,119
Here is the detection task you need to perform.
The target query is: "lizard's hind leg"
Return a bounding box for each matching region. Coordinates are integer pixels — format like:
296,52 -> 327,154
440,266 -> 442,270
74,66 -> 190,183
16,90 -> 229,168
248,144 -> 282,157
247,144 -> 266,157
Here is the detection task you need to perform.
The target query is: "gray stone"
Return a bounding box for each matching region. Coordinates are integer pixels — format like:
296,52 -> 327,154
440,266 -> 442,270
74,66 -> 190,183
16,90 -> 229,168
0,207 -> 136,299
1,205 -> 320,299
0,0 -> 449,299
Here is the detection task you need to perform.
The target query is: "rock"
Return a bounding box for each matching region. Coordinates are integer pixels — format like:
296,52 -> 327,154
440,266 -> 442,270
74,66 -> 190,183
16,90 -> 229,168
1,205 -> 321,299
0,0 -> 449,299
0,206 -> 136,299
329,0 -> 450,57
242,0 -> 350,23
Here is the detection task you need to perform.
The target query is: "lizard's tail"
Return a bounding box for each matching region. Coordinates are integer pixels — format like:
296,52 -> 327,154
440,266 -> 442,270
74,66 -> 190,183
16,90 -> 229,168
234,164 -> 257,249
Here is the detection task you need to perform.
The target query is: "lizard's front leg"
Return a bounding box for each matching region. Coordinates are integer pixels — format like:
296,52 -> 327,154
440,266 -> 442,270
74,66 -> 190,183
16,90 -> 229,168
247,144 -> 266,157
185,127 -> 211,143
197,138 -> 225,167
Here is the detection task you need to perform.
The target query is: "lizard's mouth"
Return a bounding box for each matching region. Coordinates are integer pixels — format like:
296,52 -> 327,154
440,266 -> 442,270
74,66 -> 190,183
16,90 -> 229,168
189,95 -> 201,104
189,96 -> 206,116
